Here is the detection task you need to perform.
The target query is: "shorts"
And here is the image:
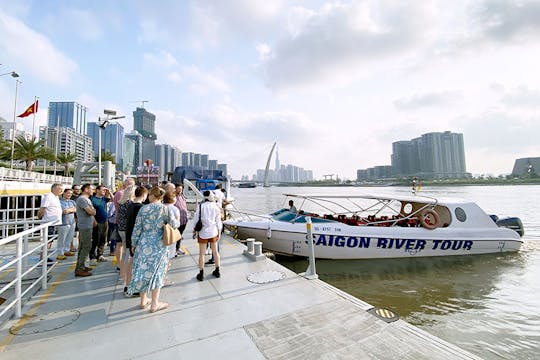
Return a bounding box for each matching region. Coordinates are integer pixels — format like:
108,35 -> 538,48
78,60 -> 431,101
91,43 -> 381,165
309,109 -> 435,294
197,235 -> 219,244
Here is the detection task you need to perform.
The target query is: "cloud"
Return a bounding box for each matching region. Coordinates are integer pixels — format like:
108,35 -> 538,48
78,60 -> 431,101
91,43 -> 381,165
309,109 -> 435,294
471,0 -> 540,42
175,65 -> 230,95
498,85 -> 540,108
394,91 -> 463,110
0,11 -> 78,85
143,50 -> 179,68
258,2 -> 431,91
62,8 -> 103,41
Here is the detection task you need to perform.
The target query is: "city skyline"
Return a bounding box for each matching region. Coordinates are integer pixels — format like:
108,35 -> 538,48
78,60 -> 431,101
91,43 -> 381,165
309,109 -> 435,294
1,1 -> 540,179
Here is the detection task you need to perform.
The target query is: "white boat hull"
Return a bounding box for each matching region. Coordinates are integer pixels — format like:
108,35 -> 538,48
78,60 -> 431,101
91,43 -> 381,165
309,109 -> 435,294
231,220 -> 522,259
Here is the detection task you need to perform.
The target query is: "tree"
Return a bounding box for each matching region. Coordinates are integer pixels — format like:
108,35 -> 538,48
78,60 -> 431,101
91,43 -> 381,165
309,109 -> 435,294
56,152 -> 78,176
95,151 -> 116,164
3,136 -> 55,171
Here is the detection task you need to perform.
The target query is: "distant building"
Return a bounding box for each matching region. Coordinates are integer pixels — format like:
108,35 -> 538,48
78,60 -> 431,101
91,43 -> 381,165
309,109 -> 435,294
87,122 -> 124,169
133,107 -> 156,162
208,159 -> 218,170
254,162 -> 313,183
0,121 -> 30,141
155,144 -> 181,179
125,131 -> 143,174
39,126 -> 93,166
512,157 -> 540,177
48,102 -> 88,135
359,130 -> 468,181
217,163 -> 228,177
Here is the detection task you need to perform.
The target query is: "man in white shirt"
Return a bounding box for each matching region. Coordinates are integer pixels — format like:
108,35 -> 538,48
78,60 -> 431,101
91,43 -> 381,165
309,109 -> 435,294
37,183 -> 63,262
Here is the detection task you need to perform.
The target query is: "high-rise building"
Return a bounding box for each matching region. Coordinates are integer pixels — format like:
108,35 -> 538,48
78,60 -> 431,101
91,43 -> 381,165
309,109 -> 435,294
39,126 -> 93,165
125,131 -> 143,174
201,154 -> 209,169
87,122 -> 124,168
389,131 -> 467,179
133,107 -> 156,162
208,159 -> 218,170
48,102 -> 88,135
217,163 -> 228,177
155,144 -> 182,179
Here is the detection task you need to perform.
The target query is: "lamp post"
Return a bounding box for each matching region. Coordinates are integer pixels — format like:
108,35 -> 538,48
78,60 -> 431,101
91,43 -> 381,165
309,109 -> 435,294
10,76 -> 21,170
1,71 -> 20,169
97,110 -> 125,185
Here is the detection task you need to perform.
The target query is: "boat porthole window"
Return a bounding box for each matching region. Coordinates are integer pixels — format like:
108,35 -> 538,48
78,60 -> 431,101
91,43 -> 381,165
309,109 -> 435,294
455,207 -> 467,222
403,203 -> 413,214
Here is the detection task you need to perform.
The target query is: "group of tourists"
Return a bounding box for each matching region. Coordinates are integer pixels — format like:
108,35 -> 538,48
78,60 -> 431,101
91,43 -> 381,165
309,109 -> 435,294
38,179 -> 225,313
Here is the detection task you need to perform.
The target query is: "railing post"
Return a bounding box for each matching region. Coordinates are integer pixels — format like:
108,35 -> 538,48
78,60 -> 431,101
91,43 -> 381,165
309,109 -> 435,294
304,217 -> 318,279
15,235 -> 22,318
42,226 -> 48,290
22,222 -> 29,269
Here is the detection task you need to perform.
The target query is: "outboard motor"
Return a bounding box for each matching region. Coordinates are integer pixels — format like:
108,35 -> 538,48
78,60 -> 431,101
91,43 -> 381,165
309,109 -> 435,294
496,217 -> 524,237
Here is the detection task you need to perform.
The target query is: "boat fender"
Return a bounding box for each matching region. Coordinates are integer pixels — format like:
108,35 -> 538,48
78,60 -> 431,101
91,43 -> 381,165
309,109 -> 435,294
266,227 -> 272,239
419,209 -> 440,230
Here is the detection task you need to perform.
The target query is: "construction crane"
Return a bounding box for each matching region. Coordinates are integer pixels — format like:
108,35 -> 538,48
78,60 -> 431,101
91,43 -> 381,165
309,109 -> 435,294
130,100 -> 149,109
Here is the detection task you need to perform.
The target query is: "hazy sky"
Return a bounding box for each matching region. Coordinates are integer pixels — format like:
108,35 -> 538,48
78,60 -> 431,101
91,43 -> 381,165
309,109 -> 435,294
1,0 -> 539,179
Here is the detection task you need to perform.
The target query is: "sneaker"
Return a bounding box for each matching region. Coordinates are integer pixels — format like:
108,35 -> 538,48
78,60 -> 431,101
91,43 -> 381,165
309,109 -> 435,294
47,257 -> 56,263
205,248 -> 211,255
83,267 -> 93,271
97,256 -> 108,262
56,255 -> 67,260
64,252 -> 75,257
89,259 -> 97,266
205,259 -> 215,266
212,268 -> 221,278
75,270 -> 92,277
70,247 -> 77,252
176,249 -> 185,256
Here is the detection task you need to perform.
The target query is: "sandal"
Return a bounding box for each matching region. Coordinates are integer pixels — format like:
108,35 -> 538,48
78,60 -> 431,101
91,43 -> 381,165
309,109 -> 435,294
150,302 -> 169,313
140,300 -> 150,309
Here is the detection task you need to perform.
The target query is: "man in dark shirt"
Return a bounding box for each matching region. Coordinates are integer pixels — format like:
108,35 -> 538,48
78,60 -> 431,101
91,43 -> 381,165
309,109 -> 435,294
90,185 -> 111,264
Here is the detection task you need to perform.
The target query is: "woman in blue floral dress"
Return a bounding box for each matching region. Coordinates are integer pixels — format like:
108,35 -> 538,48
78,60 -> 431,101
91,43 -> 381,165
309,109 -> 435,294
128,186 -> 180,312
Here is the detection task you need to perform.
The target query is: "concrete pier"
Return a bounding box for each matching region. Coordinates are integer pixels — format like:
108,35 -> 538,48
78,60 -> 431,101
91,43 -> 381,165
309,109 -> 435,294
0,232 -> 481,359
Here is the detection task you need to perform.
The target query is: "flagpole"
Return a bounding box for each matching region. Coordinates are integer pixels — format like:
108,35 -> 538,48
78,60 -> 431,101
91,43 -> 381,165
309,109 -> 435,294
31,96 -> 38,139
10,79 -> 20,169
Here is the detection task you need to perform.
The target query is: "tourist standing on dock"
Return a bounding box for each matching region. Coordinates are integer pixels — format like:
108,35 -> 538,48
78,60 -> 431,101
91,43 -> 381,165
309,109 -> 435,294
69,185 -> 81,253
194,190 -> 222,281
174,183 -> 188,256
116,185 -> 135,281
128,186 -> 179,312
37,183 -> 63,263
90,185 -> 111,265
123,185 -> 148,295
57,188 -> 76,260
74,184 -> 96,277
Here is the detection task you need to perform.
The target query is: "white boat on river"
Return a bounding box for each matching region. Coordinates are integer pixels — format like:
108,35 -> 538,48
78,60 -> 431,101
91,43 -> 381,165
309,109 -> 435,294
224,193 -> 524,259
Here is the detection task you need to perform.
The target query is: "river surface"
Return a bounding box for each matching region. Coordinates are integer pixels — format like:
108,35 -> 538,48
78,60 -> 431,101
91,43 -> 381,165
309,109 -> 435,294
230,185 -> 540,360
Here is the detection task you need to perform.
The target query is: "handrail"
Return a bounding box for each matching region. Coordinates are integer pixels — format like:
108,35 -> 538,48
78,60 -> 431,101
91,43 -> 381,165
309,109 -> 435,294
0,167 -> 72,185
0,220 -> 56,320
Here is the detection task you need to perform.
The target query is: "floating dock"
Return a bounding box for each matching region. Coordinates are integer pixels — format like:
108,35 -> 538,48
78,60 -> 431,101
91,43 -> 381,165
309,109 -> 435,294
0,232 -> 481,359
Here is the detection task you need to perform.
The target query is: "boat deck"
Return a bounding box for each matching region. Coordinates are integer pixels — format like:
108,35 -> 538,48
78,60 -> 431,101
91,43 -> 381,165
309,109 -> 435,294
0,232 -> 481,359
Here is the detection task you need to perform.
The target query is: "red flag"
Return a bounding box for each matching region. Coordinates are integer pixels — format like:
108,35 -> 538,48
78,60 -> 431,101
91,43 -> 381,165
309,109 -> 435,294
17,100 -> 38,118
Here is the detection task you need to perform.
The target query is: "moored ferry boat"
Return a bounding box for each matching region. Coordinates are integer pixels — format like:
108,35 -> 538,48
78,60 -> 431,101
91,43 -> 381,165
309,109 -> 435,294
224,193 -> 524,259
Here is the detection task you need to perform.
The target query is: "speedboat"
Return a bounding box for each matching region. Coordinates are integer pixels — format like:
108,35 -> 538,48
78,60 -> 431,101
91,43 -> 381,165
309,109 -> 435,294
224,193 -> 524,259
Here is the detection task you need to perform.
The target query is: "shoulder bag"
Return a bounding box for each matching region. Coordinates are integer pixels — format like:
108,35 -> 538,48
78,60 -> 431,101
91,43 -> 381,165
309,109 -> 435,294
163,206 -> 181,246
193,203 -> 203,232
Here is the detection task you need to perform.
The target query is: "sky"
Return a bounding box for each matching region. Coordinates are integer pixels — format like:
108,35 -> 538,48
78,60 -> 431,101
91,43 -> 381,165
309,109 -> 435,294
1,0 -> 539,180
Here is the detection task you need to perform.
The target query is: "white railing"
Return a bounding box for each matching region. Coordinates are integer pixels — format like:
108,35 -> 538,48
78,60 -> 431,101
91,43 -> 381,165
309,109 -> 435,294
0,221 -> 56,319
0,167 -> 72,185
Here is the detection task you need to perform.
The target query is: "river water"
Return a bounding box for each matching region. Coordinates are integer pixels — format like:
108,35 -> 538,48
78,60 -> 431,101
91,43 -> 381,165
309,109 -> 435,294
230,185 -> 540,360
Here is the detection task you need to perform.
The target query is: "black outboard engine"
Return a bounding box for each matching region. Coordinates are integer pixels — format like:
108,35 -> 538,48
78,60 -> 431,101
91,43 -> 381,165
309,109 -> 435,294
496,217 -> 524,237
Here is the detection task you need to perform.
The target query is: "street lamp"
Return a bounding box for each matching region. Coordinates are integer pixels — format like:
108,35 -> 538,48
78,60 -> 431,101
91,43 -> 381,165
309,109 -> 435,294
1,71 -> 20,169
0,71 -> 19,78
97,110 -> 125,185
10,78 -> 21,169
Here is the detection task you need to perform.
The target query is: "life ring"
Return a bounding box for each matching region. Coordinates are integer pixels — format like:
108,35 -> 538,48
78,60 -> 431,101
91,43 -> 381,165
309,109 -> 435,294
419,209 -> 440,230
